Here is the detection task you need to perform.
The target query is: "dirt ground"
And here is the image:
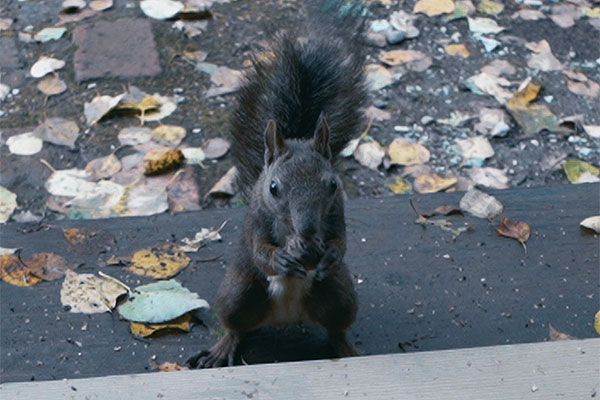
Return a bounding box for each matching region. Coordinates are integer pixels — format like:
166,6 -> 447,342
0,0 -> 599,220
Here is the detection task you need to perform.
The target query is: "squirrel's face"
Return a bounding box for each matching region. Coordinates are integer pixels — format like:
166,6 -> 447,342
260,115 -> 340,240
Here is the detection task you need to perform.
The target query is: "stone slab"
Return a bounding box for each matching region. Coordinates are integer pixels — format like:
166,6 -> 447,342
72,18 -> 161,81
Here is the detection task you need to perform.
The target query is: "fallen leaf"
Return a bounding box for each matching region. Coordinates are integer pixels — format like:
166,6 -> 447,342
422,205 -> 463,218
166,167 -> 202,212
34,27 -> 67,42
118,279 -> 209,324
595,311 -> 600,335
84,93 -> 125,126
118,182 -> 169,217
144,148 -> 185,176
30,56 -> 66,78
196,62 -> 243,97
33,117 -> 80,148
354,141 -> 385,170
512,9 -> 546,21
464,72 -> 513,103
459,188 -> 503,219
180,223 -> 225,252
150,360 -> 190,372
365,64 -> 393,91
474,108 -> 510,137
117,87 -> 177,124
128,242 -> 190,279
0,83 -> 9,101
6,133 -> 44,156
481,59 -> 516,77
202,137 -> 230,159
0,18 -> 12,31
183,50 -> 208,64
388,138 -> 430,166
476,0 -> 503,15
0,255 -> 43,286
0,248 -> 18,256
66,180 -> 125,220
57,8 -> 97,25
495,216 -> 531,251
467,17 -> 505,34
206,166 -> 238,197
445,44 -> 470,58
61,0 -> 86,12
438,111 -> 474,127
468,167 -> 509,189
580,216 -> 600,233
387,177 -> 412,194
365,106 -> 391,121
550,4 -> 580,28
389,10 -> 420,38
63,227 -> 117,254
181,147 -> 206,165
140,0 -> 184,19
23,253 -> 69,281
411,201 -> 470,238
565,75 -> 600,98
444,0 -> 475,21
45,168 -> 95,197
526,40 -> 562,72
130,314 -> 191,337
61,269 -> 127,313
505,80 -> 560,134
152,125 -> 186,146
549,324 -> 576,341
562,160 -> 600,183
118,127 -> 153,146
413,174 -> 458,193
89,0 -> 113,11
455,137 -> 494,161
85,154 -> 122,181
0,186 -> 17,224
413,0 -> 455,16
37,75 -> 67,96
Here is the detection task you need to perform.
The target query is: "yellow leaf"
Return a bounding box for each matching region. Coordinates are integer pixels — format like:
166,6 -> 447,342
130,314 -> 191,337
152,125 -> 187,146
414,174 -> 458,194
413,0 -> 455,16
144,148 -> 185,176
388,138 -> 430,166
387,177 -> 412,194
445,43 -> 470,58
476,0 -> 504,15
562,160 -> 600,183
0,255 -> 43,287
594,310 -> 600,335
129,242 -> 191,279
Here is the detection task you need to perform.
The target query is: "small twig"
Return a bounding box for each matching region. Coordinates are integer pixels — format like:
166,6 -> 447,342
215,219 -> 229,233
409,199 -> 423,218
39,158 -> 57,173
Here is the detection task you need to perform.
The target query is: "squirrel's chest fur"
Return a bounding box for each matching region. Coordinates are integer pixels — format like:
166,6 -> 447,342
266,273 -> 315,325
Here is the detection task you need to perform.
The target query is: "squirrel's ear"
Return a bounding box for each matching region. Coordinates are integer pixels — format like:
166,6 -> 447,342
312,112 -> 331,160
264,119 -> 285,165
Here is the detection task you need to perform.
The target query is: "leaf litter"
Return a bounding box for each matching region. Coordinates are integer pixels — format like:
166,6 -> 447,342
61,269 -> 127,313
495,216 -> 531,253
128,242 -> 191,279
410,200 -> 471,239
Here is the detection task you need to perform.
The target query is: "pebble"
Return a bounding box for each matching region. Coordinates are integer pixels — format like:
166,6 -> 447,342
370,19 -> 392,33
544,95 -> 553,103
192,128 -> 202,134
530,139 -> 539,147
421,115 -> 434,126
394,125 -> 411,133
578,147 -> 592,157
11,88 -> 19,96
373,99 -> 387,109
366,32 -> 387,48
87,83 -> 97,89
386,30 -> 406,45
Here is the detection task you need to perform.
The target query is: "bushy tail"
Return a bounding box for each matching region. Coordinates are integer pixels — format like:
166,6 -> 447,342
230,0 -> 368,197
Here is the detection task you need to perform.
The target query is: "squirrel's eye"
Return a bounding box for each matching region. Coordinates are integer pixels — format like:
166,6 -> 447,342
329,178 -> 338,194
269,180 -> 279,197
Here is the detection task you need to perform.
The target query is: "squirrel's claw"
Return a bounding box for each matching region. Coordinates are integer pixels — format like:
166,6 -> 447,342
314,246 -> 341,281
274,250 -> 307,278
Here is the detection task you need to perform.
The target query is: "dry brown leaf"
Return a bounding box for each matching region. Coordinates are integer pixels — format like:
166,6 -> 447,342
37,75 -> 67,96
549,324 -> 576,341
206,166 -> 238,198
85,154 -> 122,181
202,137 -> 230,159
25,253 -> 69,281
63,227 -> 117,255
130,314 -> 191,337
144,148 -> 185,176
33,117 -> 80,148
422,205 -> 463,218
128,242 -> 191,279
380,50 -> 432,72
445,44 -> 470,58
365,106 -> 391,121
0,255 -> 43,286
150,360 -> 190,372
413,174 -> 458,193
495,216 -> 531,251
505,80 -> 559,134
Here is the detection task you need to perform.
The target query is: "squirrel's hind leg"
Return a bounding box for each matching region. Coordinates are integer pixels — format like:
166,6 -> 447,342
304,262 -> 359,358
187,330 -> 239,368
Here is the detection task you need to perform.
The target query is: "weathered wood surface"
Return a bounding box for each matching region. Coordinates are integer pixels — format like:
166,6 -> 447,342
1,183 -> 598,383
1,338 -> 598,400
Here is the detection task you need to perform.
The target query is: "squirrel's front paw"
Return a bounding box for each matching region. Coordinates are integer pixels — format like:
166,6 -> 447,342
314,246 -> 341,281
273,248 -> 307,278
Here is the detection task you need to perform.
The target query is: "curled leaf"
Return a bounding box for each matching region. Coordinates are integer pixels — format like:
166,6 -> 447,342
495,216 -> 531,252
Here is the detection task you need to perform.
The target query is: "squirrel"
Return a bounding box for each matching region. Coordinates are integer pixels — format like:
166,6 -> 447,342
188,0 -> 368,368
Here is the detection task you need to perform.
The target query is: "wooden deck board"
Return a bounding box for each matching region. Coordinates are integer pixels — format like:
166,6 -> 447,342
1,338 -> 598,400
1,183 -> 599,383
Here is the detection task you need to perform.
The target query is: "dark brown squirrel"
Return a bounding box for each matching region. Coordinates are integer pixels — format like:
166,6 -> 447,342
187,0 -> 368,368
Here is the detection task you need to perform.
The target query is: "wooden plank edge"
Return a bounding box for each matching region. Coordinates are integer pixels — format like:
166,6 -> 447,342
1,338 -> 598,400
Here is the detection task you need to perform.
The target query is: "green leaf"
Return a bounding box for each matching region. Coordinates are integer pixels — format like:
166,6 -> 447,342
119,280 -> 209,323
